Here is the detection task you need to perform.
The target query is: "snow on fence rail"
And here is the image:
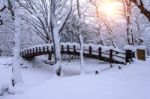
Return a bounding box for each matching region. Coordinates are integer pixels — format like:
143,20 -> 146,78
20,43 -> 133,64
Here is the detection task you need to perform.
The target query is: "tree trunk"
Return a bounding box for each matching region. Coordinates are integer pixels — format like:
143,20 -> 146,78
50,0 -> 72,76
124,0 -> 133,45
127,16 -> 131,45
79,33 -> 85,74
131,0 -> 150,22
48,53 -> 52,60
77,0 -> 85,75
52,29 -> 62,76
12,8 -> 22,86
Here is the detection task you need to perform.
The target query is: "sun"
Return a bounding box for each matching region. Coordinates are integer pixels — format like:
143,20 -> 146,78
97,0 -> 122,17
100,4 -> 117,16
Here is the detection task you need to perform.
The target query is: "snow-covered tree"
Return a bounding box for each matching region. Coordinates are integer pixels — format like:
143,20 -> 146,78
129,6 -> 149,45
122,0 -> 134,45
76,0 -> 85,74
10,0 -> 23,86
50,0 -> 72,76
131,0 -> 150,21
121,0 -> 150,46
60,14 -> 80,43
0,9 -> 14,56
90,0 -> 107,45
16,0 -> 52,44
0,0 -> 23,86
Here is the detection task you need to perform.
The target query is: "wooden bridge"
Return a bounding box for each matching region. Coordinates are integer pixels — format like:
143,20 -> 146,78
20,43 -> 133,64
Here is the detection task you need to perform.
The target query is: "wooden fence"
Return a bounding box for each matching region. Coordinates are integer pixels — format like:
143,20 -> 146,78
20,43 -> 133,64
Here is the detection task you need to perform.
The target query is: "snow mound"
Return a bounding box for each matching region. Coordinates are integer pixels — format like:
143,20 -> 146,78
6,58 -> 150,99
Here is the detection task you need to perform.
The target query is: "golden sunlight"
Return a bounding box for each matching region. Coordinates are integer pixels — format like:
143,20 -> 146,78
97,0 -> 123,17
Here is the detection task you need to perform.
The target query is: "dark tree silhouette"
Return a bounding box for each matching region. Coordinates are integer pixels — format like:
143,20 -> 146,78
131,0 -> 150,22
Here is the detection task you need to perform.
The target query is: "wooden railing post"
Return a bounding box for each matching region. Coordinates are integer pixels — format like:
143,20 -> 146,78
89,46 -> 92,55
39,47 -> 41,53
47,46 -> 51,60
67,45 -> 70,54
43,46 -> 45,53
61,45 -> 64,54
32,48 -> 35,55
48,46 -> 53,60
125,50 -> 133,63
48,53 -> 52,60
29,49 -> 32,54
27,50 -> 29,56
46,46 -> 49,52
73,45 -> 76,54
51,46 -> 54,53
98,47 -> 102,58
36,47 -> 38,53
109,49 -> 113,67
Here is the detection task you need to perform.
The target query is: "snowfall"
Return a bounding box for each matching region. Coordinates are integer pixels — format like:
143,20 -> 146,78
0,55 -> 150,99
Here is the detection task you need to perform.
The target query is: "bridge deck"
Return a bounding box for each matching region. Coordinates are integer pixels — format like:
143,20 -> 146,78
20,43 -> 133,64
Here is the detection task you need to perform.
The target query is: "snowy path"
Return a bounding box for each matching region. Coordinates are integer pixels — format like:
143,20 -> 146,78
0,57 -> 150,99
0,57 -> 53,91
0,56 -> 111,93
0,56 -> 111,88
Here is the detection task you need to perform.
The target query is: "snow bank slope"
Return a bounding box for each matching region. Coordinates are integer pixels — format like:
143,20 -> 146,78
6,59 -> 150,99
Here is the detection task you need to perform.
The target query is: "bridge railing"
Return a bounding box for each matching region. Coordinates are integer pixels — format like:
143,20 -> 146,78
20,43 -> 133,64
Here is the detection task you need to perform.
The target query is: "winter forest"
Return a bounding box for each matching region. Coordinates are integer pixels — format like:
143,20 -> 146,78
0,0 -> 150,99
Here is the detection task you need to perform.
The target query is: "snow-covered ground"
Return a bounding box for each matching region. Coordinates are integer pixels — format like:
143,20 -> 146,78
0,56 -> 150,99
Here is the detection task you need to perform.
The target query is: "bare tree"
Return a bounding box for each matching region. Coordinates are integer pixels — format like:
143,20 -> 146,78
16,0 -> 52,44
0,3 -> 5,25
8,0 -> 23,86
132,15 -> 144,45
75,0 -> 86,74
12,1 -> 23,87
50,0 -> 72,76
0,0 -> 23,86
129,6 -> 149,46
122,0 -> 150,45
122,0 -> 136,45
89,0 -> 105,46
90,0 -> 119,48
131,0 -> 150,22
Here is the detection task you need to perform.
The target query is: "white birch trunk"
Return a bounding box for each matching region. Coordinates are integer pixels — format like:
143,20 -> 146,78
50,0 -> 72,76
53,29 -> 61,76
79,34 -> 85,75
12,1 -> 22,86
77,0 -> 85,75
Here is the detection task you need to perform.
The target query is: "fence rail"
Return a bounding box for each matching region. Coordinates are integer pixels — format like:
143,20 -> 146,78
20,43 -> 133,64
